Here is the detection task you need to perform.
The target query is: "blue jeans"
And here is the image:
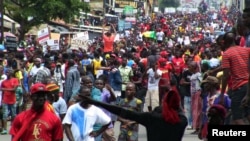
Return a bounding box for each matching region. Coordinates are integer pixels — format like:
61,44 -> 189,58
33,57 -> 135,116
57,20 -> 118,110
2,103 -> 16,120
184,96 -> 192,127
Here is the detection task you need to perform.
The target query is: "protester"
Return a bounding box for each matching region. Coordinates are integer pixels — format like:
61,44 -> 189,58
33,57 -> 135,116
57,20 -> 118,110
10,83 -> 63,141
220,32 -> 250,125
46,82 -> 67,121
64,59 -> 81,104
81,90 -> 187,141
1,69 -> 19,134
63,86 -> 111,141
117,82 -> 142,141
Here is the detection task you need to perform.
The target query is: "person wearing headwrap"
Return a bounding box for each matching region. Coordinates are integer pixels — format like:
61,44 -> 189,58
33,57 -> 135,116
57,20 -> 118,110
81,90 -> 187,141
158,57 -> 172,104
199,105 -> 227,141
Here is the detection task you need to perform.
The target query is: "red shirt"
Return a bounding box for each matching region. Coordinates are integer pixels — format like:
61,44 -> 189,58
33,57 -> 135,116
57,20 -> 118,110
140,58 -> 148,68
222,46 -> 250,90
2,78 -> 19,104
172,57 -> 184,76
159,63 -> 172,86
10,108 -> 63,141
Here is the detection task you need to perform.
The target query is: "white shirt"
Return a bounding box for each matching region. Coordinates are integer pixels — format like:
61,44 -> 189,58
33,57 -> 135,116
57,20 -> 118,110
63,103 -> 111,141
0,74 -> 7,106
53,97 -> 67,119
190,72 -> 202,94
29,65 -> 43,76
209,58 -> 220,68
177,37 -> 183,44
156,31 -> 164,41
147,68 -> 162,90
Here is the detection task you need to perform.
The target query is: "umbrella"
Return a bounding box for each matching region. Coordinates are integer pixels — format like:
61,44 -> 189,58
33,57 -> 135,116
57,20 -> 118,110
142,31 -> 156,39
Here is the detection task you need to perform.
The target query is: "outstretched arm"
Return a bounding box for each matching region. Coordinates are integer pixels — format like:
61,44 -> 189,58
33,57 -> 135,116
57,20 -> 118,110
88,97 -> 149,125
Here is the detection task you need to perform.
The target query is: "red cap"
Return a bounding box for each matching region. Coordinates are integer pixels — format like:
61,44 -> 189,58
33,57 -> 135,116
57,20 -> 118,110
160,51 -> 169,57
158,57 -> 167,63
30,83 -> 48,95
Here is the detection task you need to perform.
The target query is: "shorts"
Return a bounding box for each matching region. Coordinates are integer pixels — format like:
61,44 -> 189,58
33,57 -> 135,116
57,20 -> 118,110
231,84 -> 250,120
2,103 -> 16,120
145,89 -> 159,111
118,128 -> 138,141
102,128 -> 116,141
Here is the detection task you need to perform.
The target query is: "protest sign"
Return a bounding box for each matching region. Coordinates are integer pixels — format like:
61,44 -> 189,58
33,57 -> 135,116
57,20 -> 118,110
37,27 -> 50,44
71,31 -> 89,51
47,39 -> 60,50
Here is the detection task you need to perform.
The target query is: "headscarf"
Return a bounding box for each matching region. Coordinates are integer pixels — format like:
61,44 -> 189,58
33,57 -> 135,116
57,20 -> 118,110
162,90 -> 181,124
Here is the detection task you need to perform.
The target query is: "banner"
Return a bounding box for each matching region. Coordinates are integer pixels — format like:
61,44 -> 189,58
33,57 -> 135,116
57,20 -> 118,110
71,31 -> 89,51
37,27 -> 50,44
118,20 -> 132,31
115,0 -> 138,9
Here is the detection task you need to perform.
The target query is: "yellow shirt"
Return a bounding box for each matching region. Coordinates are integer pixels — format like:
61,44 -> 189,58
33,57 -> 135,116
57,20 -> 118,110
27,62 -> 34,73
92,59 -> 101,75
15,70 -> 23,81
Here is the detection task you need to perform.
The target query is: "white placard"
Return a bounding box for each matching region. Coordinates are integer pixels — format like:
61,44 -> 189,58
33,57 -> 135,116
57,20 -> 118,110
71,31 -> 89,51
47,39 -> 60,50
37,27 -> 50,44
154,7 -> 159,12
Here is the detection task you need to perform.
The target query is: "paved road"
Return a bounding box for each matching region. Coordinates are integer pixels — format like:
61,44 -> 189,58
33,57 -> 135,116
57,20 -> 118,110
1,122 -> 200,141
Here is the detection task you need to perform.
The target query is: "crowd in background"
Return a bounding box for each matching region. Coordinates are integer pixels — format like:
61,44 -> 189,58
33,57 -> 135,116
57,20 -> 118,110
0,4 -> 249,141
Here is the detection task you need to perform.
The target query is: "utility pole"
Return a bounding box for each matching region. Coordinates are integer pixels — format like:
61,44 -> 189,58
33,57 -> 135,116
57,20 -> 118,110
0,0 -> 4,44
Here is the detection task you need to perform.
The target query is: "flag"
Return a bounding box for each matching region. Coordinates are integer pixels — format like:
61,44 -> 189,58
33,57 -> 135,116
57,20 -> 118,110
142,31 -> 156,39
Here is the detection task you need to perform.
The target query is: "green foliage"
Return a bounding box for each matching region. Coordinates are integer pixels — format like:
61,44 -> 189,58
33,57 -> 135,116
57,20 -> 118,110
159,0 -> 180,11
4,0 -> 90,39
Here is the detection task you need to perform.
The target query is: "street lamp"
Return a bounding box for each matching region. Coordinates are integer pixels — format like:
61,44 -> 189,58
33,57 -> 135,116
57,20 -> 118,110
0,0 -> 4,44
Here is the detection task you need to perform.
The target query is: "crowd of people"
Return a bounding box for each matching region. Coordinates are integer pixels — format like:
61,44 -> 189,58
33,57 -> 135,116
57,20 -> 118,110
0,4 -> 250,141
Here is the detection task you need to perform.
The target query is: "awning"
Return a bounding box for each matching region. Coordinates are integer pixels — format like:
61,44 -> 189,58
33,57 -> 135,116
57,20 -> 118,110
0,32 -> 17,38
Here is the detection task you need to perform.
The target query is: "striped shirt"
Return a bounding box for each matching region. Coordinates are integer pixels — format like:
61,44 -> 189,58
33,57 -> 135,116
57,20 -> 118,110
221,46 -> 250,90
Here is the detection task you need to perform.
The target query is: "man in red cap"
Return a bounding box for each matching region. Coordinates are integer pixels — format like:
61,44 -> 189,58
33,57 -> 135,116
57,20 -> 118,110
10,83 -> 63,141
158,57 -> 173,104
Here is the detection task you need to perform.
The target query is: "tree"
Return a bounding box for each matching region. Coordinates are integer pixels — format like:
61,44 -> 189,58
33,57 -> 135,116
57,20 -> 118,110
4,0 -> 90,40
159,0 -> 180,11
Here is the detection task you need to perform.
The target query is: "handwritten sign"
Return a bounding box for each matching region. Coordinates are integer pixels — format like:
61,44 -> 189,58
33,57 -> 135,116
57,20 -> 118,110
71,31 -> 89,51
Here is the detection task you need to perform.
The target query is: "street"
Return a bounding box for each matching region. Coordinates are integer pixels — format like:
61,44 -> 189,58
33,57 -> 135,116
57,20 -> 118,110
1,122 -> 200,141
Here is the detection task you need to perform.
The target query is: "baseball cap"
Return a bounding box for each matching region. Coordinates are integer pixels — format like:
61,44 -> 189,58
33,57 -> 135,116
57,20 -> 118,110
30,83 -> 48,94
158,57 -> 167,63
46,83 -> 60,92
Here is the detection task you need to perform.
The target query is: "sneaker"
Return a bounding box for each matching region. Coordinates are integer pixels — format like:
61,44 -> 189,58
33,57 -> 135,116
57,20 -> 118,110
186,126 -> 193,130
1,130 -> 7,135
